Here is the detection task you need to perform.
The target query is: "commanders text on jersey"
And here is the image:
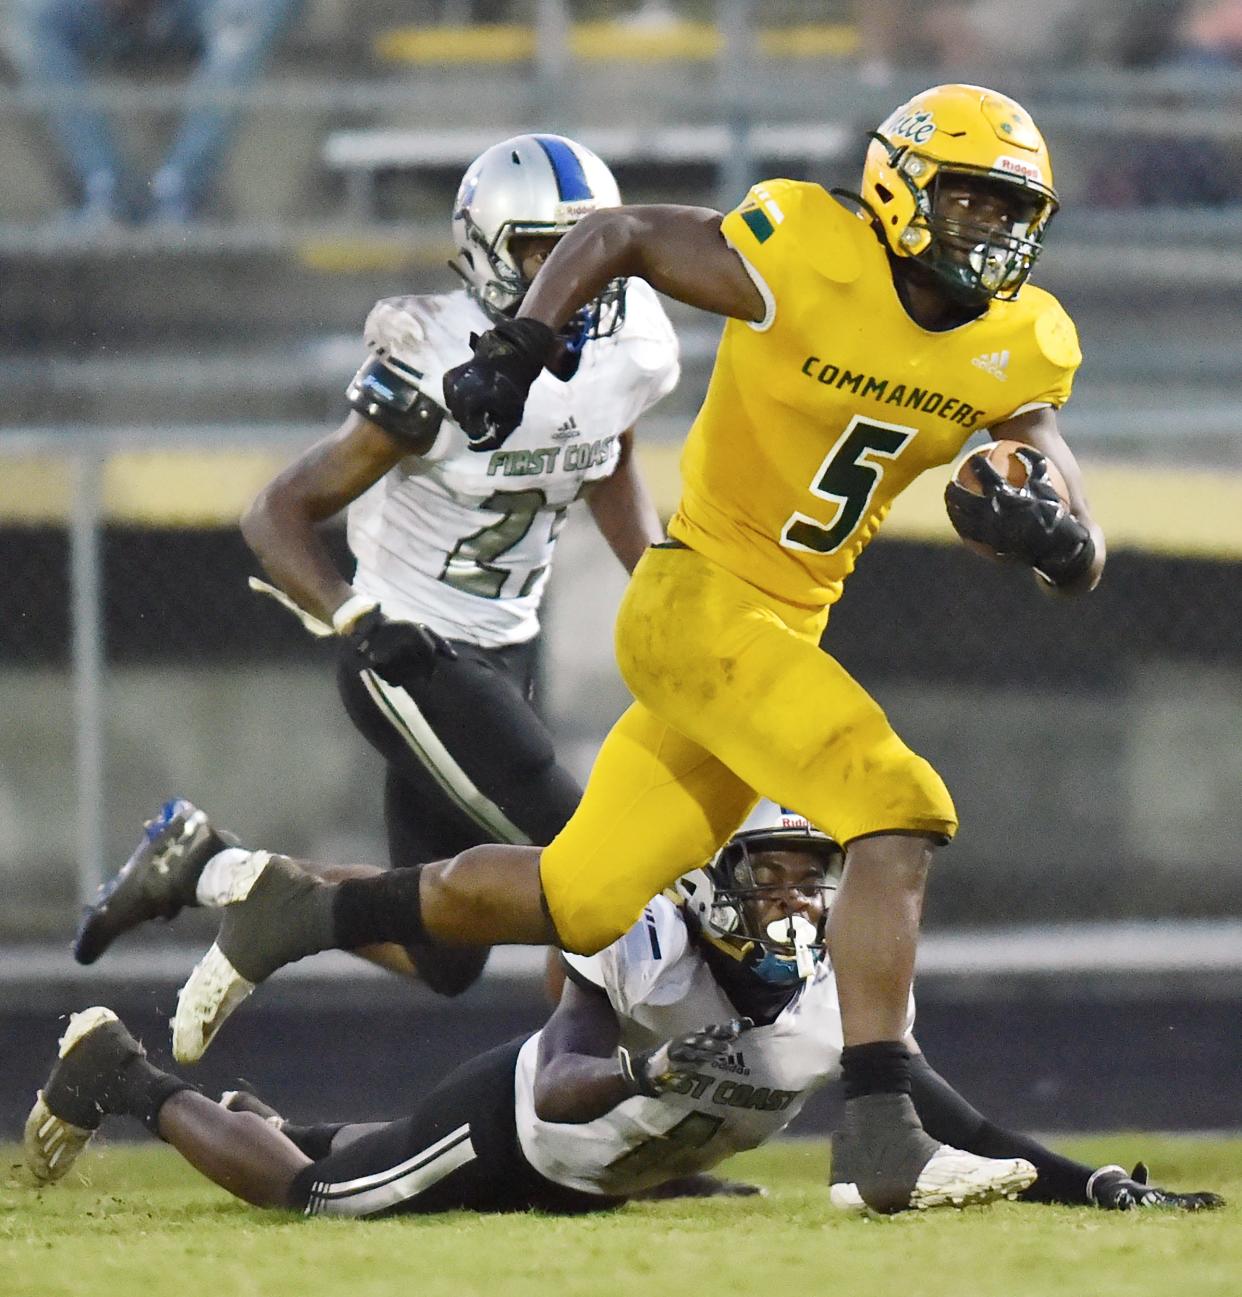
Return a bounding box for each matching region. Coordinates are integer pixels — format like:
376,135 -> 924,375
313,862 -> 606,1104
800,356 -> 985,429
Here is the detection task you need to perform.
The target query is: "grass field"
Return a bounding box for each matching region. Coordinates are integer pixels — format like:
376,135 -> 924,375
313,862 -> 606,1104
3,1136 -> 1240,1297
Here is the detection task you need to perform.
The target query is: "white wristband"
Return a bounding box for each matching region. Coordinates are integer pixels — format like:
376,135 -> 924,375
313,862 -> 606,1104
331,594 -> 379,635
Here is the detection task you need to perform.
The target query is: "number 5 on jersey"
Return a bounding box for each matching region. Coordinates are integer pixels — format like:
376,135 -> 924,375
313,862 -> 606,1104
781,415 -> 916,555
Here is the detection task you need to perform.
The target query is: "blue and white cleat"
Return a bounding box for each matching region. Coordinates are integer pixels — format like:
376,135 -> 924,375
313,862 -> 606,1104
73,798 -> 230,965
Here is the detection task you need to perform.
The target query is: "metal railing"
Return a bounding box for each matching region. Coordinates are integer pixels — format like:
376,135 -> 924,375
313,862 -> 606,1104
8,420 -> 1242,958
1,423 -> 318,911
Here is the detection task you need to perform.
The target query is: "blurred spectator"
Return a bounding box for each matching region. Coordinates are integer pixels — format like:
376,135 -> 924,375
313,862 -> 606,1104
1088,118 -> 1238,206
854,0 -> 1089,82
10,0 -> 301,225
925,0 -> 1087,65
1090,2 -> 1242,207
1108,0 -> 1189,67
1176,0 -> 1242,67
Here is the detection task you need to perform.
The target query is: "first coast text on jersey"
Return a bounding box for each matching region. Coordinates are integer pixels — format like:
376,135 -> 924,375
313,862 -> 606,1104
346,280 -> 681,646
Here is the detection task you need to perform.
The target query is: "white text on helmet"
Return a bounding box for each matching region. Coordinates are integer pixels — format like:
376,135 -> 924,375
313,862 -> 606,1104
885,110 -> 937,145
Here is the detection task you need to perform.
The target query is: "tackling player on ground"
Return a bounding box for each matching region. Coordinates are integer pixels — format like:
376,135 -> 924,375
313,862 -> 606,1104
79,85 -> 1107,1212
27,808 -> 1218,1217
73,133 -> 679,997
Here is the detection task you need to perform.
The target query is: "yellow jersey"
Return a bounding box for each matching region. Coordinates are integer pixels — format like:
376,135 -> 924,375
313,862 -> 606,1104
666,179 -> 1082,609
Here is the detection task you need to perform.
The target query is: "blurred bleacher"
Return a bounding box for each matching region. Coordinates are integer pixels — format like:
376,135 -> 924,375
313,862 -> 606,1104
0,0 -> 1241,443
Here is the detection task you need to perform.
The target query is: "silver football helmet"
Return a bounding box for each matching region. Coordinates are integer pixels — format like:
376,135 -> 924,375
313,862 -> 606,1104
449,133 -> 624,338
679,802 -> 843,986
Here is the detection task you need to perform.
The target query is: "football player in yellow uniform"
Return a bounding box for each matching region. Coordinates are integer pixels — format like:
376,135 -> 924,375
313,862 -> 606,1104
165,85 -> 1106,1213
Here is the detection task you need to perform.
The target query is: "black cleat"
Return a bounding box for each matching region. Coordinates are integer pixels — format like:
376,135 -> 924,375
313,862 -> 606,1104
1089,1162 -> 1225,1211
220,1083 -> 285,1128
24,1007 -> 145,1182
74,798 -> 229,965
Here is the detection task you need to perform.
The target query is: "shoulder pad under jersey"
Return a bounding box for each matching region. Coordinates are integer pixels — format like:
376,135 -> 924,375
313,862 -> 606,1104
1032,292 -> 1082,372
363,297 -> 432,378
347,297 -> 446,451
725,180 -> 863,285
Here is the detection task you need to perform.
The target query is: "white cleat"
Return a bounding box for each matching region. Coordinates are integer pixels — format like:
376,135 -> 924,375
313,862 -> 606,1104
171,848 -> 271,1063
909,1147 -> 1036,1209
173,943 -> 256,1064
171,848 -> 328,1063
24,1097 -> 96,1185
24,1007 -> 120,1183
828,1181 -> 867,1212
831,1147 -> 1036,1213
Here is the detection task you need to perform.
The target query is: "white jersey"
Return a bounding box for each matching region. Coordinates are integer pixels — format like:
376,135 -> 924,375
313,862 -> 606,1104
514,896 -> 916,1198
346,281 -> 680,647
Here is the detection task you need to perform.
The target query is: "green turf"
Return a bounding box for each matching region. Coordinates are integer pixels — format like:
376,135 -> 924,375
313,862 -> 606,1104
3,1136 -> 1239,1297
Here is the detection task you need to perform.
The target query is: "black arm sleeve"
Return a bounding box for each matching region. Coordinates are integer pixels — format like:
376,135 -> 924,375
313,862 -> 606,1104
908,1054 -> 1094,1205
346,359 -> 445,452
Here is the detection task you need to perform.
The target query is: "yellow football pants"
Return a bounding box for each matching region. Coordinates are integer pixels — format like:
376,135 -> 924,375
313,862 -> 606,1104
540,544 -> 957,953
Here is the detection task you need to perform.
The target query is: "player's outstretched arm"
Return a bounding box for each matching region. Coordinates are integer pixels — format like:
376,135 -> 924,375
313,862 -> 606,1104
521,205 -> 767,328
584,428 -> 665,573
906,1046 -> 1222,1209
443,208 -> 764,449
241,411 -> 410,625
989,405 -> 1106,594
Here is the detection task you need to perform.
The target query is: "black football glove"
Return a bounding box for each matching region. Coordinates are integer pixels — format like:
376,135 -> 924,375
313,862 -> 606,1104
442,318 -> 557,452
342,606 -> 456,688
620,1018 -> 754,1098
944,448 -> 1095,587
1088,1162 -> 1225,1211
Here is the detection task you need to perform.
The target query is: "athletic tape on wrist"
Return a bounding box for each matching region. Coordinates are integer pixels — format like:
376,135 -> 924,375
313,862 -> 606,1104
618,1046 -> 664,1098
616,1045 -> 640,1094
332,594 -> 379,635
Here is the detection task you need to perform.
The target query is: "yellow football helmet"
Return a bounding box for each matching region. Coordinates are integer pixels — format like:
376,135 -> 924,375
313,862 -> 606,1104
860,83 -> 1059,303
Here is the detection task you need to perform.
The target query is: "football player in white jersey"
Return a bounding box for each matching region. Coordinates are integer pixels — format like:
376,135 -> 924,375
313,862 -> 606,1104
27,807 -> 1219,1216
72,134 -> 680,996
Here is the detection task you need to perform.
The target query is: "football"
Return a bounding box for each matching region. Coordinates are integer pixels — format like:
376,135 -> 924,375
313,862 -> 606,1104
949,439 -> 1071,557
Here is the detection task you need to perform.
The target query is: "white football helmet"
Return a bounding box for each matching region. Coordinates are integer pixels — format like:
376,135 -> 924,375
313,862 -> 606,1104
678,802 -> 843,986
450,133 -> 624,336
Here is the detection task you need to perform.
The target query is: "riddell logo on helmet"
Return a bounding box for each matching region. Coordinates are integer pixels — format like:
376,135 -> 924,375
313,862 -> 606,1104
995,155 -> 1043,182
555,199 -> 597,222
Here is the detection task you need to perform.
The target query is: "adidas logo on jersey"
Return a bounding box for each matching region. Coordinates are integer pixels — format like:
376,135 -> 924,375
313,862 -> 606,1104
552,416 -> 581,441
971,349 -> 1010,381
716,1050 -> 750,1076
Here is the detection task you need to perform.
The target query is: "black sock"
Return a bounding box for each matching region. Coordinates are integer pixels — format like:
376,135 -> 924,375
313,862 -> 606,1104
332,868 -> 427,949
281,1121 -> 346,1161
904,1054 -> 1094,1205
970,1120 -> 1094,1204
113,1056 -> 200,1136
840,1041 -> 912,1100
